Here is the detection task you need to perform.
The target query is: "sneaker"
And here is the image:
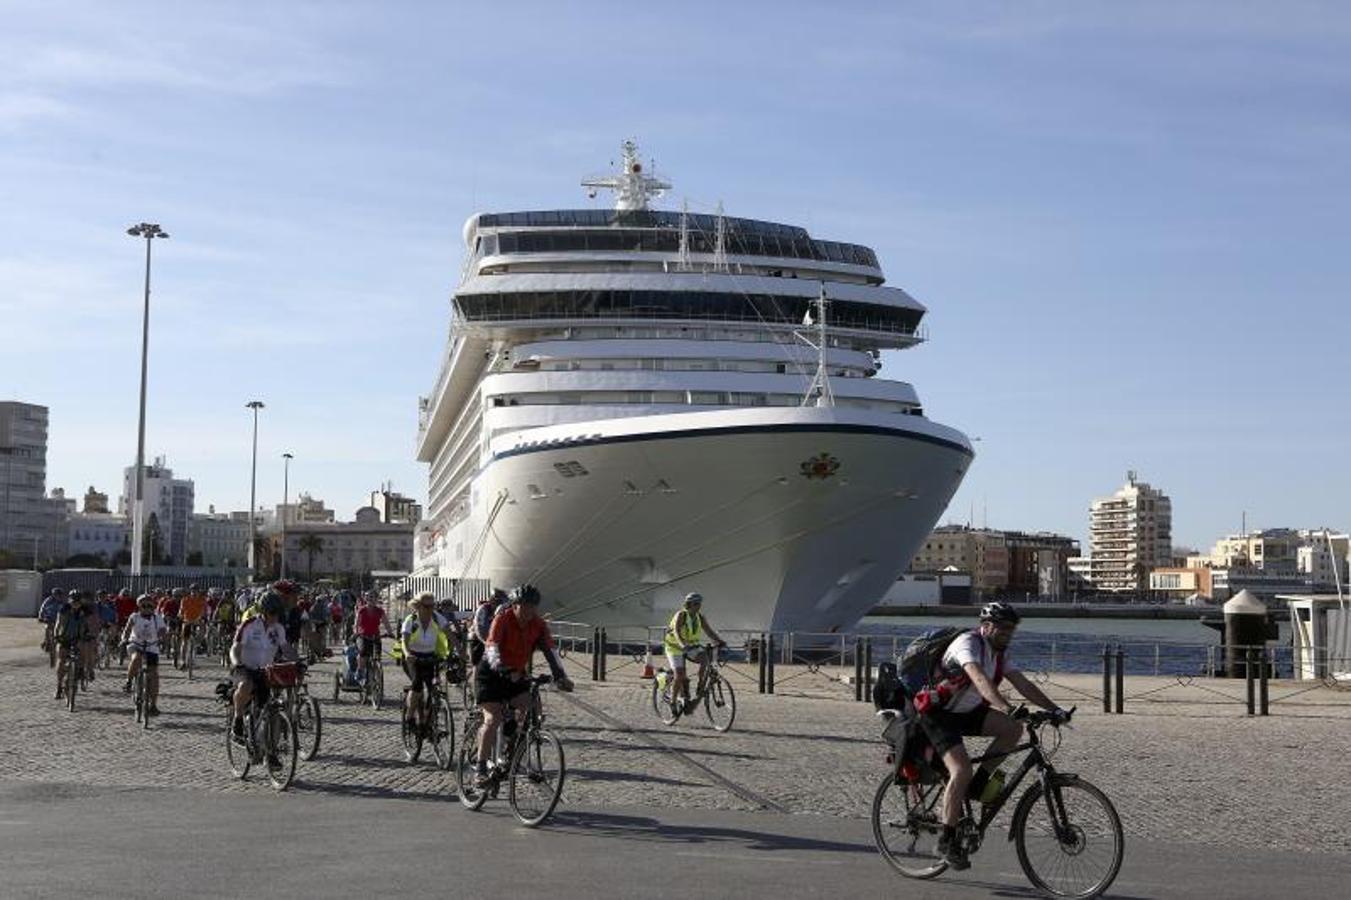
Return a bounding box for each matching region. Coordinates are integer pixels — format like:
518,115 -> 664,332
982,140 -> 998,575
942,842 -> 970,870
474,764 -> 492,787
54,687 -> 63,700
123,681 -> 132,694
147,705 -> 161,717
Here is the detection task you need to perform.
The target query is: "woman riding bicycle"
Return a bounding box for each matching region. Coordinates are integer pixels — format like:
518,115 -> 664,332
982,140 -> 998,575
663,592 -> 726,715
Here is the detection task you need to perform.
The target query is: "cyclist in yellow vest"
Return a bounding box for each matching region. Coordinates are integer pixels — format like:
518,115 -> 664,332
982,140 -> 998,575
663,592 -> 726,715
399,593 -> 452,729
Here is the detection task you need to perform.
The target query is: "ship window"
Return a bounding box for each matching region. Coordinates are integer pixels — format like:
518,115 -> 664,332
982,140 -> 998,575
553,461 -> 589,478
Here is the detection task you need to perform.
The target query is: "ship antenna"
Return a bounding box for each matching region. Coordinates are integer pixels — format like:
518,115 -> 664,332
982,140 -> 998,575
712,201 -> 729,272
677,199 -> 692,272
798,284 -> 834,407
580,139 -> 672,211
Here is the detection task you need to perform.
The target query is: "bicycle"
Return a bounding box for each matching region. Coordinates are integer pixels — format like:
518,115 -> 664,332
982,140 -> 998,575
182,622 -> 197,681
125,644 -> 151,730
220,665 -> 299,792
871,705 -> 1123,899
98,627 -> 119,670
456,674 -> 566,827
652,643 -> 736,732
59,640 -> 85,712
280,660 -> 323,761
400,657 -> 455,769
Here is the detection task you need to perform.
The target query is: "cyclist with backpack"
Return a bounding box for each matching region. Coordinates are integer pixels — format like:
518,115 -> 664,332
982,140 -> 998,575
918,602 -> 1067,871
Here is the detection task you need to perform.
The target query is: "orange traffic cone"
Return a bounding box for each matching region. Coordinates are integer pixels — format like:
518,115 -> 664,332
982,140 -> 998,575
640,651 -> 655,680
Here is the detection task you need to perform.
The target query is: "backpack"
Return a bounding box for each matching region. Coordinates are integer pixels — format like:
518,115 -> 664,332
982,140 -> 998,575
871,661 -> 903,710
896,626 -> 967,700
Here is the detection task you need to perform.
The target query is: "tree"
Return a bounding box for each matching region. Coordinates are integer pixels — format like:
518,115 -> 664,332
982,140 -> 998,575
297,534 -> 325,582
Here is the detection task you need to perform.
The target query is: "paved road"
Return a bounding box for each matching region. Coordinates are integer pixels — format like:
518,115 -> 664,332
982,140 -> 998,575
2,781 -> 1347,899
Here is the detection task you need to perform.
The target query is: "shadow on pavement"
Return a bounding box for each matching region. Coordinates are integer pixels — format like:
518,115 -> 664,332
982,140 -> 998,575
568,767 -> 691,788
291,779 -> 451,803
548,809 -> 874,855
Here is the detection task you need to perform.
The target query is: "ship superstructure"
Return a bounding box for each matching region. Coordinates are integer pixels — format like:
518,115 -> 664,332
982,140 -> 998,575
414,142 -> 973,631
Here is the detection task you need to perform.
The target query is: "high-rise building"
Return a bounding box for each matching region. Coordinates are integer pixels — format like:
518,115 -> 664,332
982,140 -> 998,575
0,402 -> 67,565
909,524 -> 1079,599
1088,472 -> 1172,593
119,457 -> 195,566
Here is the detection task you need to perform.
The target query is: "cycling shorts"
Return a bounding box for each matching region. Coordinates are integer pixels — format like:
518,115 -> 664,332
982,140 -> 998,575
918,705 -> 990,757
230,665 -> 270,705
129,643 -> 160,667
404,654 -> 439,693
358,636 -> 382,659
475,663 -> 530,705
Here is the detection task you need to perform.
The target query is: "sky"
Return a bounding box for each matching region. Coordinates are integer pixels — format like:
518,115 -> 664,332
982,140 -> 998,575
2,1 -> 1349,549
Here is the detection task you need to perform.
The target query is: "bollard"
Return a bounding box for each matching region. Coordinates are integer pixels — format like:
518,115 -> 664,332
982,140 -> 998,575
757,633 -> 766,694
1259,647 -> 1270,716
599,628 -> 608,682
591,628 -> 600,682
854,638 -> 864,701
864,638 -> 874,702
1245,648 -> 1256,716
767,634 -> 776,694
1102,645 -> 1111,714
1114,646 -> 1125,715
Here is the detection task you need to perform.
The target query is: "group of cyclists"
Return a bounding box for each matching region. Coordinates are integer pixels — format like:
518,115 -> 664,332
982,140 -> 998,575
34,578 -> 1075,873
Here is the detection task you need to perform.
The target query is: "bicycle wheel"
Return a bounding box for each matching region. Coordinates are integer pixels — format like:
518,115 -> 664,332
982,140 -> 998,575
431,695 -> 456,770
1012,775 -> 1123,900
369,665 -> 384,710
508,729 -> 565,827
265,708 -> 299,791
225,707 -> 250,779
456,714 -> 488,811
185,638 -> 195,682
65,660 -> 78,712
871,772 -> 948,879
651,674 -> 679,726
331,671 -> 342,703
295,694 -> 322,761
401,696 -> 423,763
704,673 -> 736,732
134,672 -> 146,725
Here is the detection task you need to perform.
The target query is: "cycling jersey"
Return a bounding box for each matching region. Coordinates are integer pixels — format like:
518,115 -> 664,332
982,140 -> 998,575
158,597 -> 181,619
125,612 -> 167,650
233,618 -> 288,670
179,593 -> 208,623
485,611 -> 559,674
114,595 -> 137,625
354,605 -> 387,638
939,631 -> 1014,714
401,612 -> 450,659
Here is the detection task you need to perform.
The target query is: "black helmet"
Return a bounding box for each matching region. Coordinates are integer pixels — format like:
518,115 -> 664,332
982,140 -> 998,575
979,601 -> 1021,626
260,592 -> 285,617
510,583 -> 541,606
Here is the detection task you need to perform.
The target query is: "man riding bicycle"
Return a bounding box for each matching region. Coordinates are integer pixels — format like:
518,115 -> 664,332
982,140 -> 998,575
179,585 -> 209,658
663,592 -> 726,715
474,584 -> 574,785
354,593 -> 392,685
923,601 -> 1067,871
228,593 -> 294,742
399,593 -> 451,729
121,594 -> 168,714
54,591 -> 99,698
38,588 -> 67,657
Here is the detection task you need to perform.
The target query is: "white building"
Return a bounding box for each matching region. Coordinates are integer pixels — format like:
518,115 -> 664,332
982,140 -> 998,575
1295,531 -> 1349,590
65,511 -> 129,563
119,457 -> 195,565
0,401 -> 68,565
188,510 -> 251,569
1088,472 -> 1172,593
279,507 -> 414,580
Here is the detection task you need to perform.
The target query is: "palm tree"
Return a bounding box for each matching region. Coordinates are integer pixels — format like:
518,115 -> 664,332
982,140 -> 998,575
297,534 -> 325,582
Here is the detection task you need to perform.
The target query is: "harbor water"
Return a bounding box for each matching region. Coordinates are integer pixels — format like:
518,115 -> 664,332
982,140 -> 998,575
856,615 -> 1296,678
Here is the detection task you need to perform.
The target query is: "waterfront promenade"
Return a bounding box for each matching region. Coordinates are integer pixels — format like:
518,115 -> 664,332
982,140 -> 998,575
4,619 -> 1350,897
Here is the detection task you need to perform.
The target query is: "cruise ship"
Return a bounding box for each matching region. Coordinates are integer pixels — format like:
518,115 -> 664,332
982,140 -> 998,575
414,143 -> 974,633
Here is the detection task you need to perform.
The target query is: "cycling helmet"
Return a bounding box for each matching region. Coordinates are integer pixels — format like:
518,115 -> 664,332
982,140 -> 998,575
272,579 -> 298,596
136,593 -> 154,608
684,592 -> 704,606
414,592 -> 436,608
119,589 -> 132,598
260,593 -> 285,617
189,583 -> 200,592
510,583 -> 541,606
979,601 -> 1021,626
172,588 -> 185,598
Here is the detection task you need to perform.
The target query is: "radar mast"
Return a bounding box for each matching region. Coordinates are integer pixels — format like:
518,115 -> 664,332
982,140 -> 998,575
581,140 -> 672,211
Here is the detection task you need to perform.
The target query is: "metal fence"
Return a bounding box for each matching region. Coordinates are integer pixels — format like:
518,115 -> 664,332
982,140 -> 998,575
41,571 -> 239,597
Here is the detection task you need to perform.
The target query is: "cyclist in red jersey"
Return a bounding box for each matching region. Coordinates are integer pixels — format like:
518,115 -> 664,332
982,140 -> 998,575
353,596 -> 391,684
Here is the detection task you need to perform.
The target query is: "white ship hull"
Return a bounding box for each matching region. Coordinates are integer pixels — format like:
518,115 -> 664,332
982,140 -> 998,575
427,406 -> 971,633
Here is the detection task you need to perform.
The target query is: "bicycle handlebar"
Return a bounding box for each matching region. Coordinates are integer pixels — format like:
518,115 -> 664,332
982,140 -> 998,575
1012,704 -> 1075,727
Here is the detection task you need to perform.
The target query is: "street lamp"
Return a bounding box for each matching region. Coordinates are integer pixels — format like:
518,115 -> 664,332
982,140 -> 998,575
280,452 -> 293,580
246,400 -> 265,581
126,222 -> 169,576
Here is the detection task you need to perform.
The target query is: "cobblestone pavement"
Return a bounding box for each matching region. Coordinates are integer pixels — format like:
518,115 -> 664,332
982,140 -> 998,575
5,620 -> 1350,856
